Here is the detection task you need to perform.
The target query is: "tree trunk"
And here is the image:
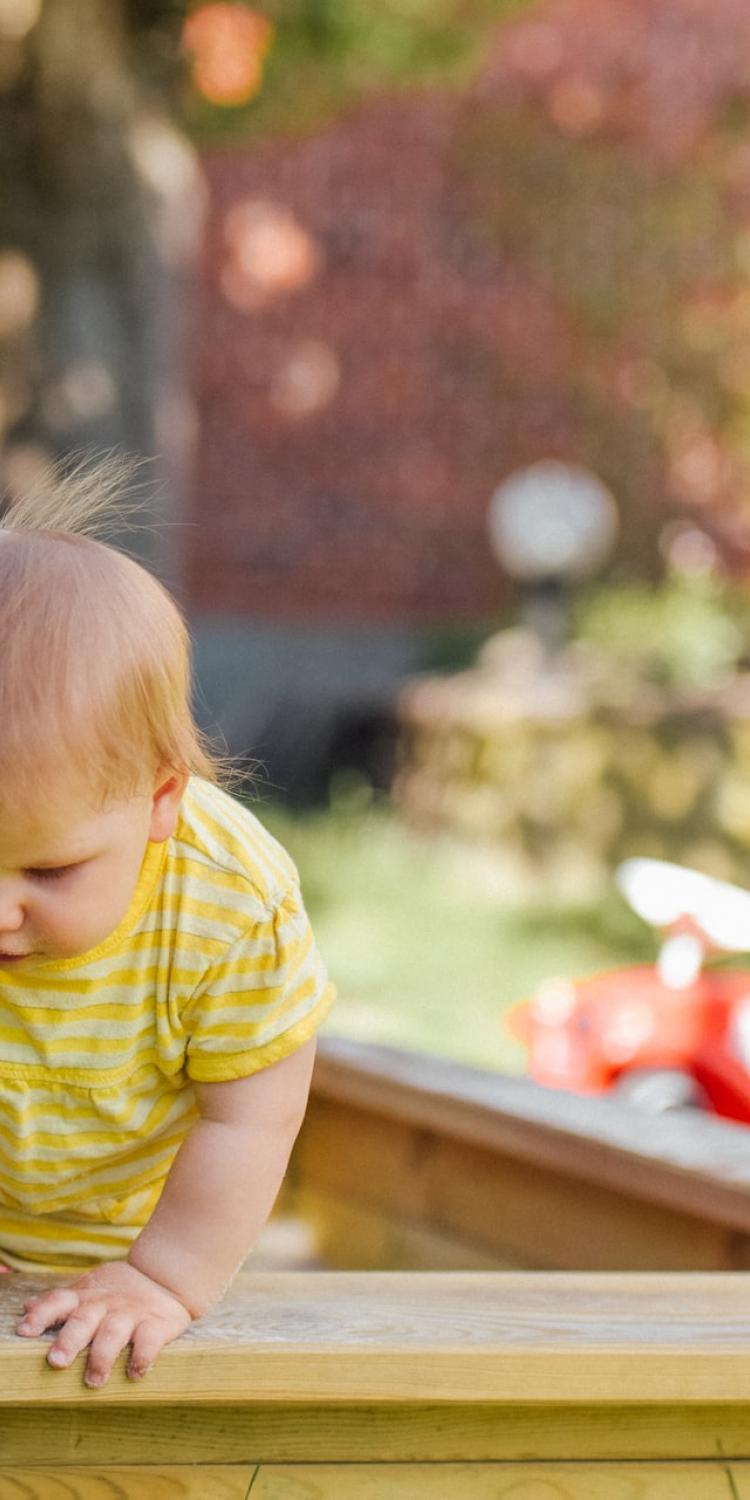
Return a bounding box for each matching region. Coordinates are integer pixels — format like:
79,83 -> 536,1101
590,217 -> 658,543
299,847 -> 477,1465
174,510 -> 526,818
0,0 -> 201,586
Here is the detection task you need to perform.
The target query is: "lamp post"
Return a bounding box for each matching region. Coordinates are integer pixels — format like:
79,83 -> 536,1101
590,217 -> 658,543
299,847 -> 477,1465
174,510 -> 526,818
487,461 -> 619,657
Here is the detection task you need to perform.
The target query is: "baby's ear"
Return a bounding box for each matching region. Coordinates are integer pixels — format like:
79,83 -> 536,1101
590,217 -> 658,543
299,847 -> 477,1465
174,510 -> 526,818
148,770 -> 188,842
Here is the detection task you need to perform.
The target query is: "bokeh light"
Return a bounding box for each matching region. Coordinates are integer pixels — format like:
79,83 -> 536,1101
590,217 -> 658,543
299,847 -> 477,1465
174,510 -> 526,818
659,521 -> 721,579
0,0 -> 40,40
42,359 -> 118,430
0,251 -> 40,339
221,198 -> 321,309
548,76 -> 604,137
1,442 -> 50,501
269,341 -> 341,419
183,3 -> 273,108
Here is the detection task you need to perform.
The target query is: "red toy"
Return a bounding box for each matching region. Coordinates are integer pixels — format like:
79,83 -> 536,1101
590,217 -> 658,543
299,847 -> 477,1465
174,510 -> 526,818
505,858 -> 750,1121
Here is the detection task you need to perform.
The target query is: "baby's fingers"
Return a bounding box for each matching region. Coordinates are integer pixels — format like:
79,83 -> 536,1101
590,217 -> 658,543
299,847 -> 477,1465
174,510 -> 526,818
16,1287 -> 80,1336
84,1312 -> 135,1388
127,1317 -> 176,1381
46,1302 -> 107,1370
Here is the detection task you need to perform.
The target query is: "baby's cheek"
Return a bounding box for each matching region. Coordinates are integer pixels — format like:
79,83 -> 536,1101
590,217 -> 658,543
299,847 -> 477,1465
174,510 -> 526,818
37,866 -> 138,959
38,898 -> 100,957
62,887 -> 130,954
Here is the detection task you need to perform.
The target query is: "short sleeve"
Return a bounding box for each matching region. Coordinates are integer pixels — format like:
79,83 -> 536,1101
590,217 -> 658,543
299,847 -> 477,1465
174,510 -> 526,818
183,881 -> 335,1082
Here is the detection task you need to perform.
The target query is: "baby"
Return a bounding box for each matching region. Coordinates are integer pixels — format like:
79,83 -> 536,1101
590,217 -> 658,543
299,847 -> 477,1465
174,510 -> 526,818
0,462 -> 334,1387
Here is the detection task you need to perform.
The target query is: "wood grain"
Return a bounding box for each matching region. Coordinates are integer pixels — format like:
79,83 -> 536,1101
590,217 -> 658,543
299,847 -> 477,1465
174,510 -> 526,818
250,1463 -> 734,1499
3,1272 -> 750,1406
0,1470 -> 255,1499
2,1403 -> 750,1466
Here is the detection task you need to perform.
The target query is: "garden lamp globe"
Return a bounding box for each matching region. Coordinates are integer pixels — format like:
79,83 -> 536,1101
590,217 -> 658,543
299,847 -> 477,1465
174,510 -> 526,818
487,461 -> 620,652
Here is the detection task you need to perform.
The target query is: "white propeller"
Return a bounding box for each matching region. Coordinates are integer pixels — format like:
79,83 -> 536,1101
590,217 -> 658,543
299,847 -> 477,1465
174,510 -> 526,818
616,858 -> 750,953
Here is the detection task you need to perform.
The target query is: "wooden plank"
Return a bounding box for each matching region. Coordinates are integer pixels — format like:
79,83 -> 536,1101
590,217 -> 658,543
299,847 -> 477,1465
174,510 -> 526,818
729,1465 -> 750,1495
250,1463 -> 734,1499
0,1471 -> 255,1499
293,1102 -> 736,1269
311,1039 -> 750,1237
4,1271 -> 750,1407
2,1404 -> 750,1466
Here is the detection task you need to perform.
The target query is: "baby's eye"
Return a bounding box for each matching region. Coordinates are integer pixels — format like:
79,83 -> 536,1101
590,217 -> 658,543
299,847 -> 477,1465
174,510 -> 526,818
25,865 -> 78,882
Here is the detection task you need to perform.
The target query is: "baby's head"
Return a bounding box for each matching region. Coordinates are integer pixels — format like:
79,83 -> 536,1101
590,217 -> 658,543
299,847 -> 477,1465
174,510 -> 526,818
0,459 -> 217,966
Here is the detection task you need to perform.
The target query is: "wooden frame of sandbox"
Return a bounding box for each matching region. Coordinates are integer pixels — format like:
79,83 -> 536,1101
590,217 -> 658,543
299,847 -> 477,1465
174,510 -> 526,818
3,1037 -> 750,1495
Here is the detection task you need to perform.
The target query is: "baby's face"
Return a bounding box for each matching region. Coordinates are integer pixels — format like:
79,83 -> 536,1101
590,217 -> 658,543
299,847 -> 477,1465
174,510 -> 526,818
0,783 -> 170,969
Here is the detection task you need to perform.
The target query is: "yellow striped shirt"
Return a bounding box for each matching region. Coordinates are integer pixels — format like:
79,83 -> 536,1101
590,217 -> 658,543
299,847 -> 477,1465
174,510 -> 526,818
0,778 -> 334,1271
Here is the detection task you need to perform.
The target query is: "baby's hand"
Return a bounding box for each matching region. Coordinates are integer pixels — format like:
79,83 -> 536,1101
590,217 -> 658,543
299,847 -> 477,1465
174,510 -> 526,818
15,1260 -> 192,1387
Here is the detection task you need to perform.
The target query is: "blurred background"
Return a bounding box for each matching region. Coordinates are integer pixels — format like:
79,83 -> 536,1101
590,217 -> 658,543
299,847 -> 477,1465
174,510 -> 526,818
4,0 -> 750,1073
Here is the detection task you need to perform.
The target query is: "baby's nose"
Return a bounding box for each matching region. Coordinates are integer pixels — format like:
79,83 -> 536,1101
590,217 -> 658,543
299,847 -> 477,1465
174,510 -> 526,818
0,887 -> 24,932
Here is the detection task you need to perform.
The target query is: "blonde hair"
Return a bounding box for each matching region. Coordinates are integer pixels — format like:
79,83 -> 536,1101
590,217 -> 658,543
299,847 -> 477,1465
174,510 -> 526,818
0,455 -> 223,818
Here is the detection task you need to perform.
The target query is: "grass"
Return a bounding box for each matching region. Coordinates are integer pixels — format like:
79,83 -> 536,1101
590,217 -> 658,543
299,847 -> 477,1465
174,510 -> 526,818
255,790 -> 656,1074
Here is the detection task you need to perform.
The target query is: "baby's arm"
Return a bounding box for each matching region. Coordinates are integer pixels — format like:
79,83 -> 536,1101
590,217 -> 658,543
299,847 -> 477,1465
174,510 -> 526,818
128,1036 -> 317,1312
16,1038 -> 317,1385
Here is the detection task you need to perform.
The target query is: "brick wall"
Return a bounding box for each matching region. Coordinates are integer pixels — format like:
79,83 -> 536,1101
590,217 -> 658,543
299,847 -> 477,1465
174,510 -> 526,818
186,92 -> 580,624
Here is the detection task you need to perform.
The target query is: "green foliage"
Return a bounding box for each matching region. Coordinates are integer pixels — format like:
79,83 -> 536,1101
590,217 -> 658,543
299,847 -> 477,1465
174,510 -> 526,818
461,115 -> 729,348
574,575 -> 750,690
186,0 -> 531,142
420,621 -> 495,675
257,792 -> 653,1070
